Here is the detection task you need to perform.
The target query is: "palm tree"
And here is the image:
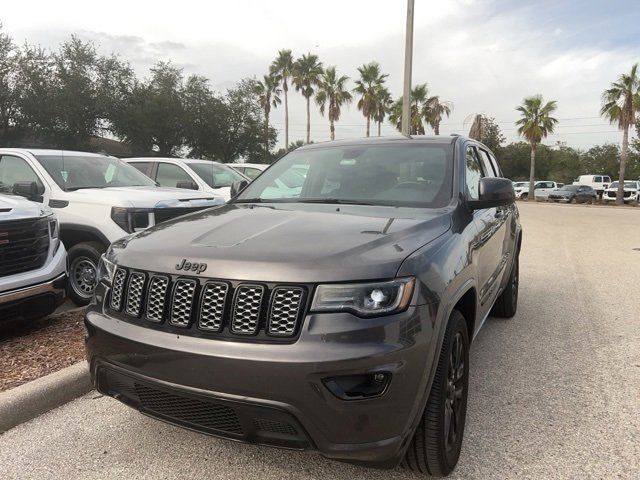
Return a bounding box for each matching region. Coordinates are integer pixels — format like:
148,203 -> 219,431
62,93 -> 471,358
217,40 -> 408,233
373,85 -> 392,136
315,66 -> 352,141
353,62 -> 388,137
254,74 -> 282,157
292,53 -> 323,143
600,63 -> 640,205
424,96 -> 452,135
515,95 -> 558,201
270,49 -> 294,149
388,84 -> 429,135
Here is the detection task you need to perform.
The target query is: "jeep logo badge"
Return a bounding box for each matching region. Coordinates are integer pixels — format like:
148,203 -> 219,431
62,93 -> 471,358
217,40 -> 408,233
175,258 -> 208,274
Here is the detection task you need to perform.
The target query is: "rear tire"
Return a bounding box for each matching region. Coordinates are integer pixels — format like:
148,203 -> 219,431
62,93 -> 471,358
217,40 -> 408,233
402,310 -> 470,477
521,192 -> 528,200
491,255 -> 519,318
68,242 -> 106,306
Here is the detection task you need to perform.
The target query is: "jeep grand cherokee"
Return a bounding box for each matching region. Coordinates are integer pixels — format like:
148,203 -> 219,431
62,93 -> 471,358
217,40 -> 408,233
85,135 -> 521,477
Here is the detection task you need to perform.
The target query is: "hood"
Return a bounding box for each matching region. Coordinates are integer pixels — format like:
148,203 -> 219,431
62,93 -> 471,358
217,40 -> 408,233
65,186 -> 224,208
0,194 -> 50,221
112,203 -> 452,283
605,186 -> 638,192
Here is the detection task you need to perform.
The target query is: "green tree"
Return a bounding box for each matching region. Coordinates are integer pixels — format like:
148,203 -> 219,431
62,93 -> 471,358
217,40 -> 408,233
292,53 -> 323,144
182,75 -> 224,159
424,96 -> 452,135
13,44 -> 57,144
353,62 -> 388,137
270,49 -> 294,149
0,24 -> 18,144
254,74 -> 281,155
600,63 -> 640,204
515,95 -> 558,200
315,66 -> 351,140
214,79 -> 276,163
478,116 -> 506,153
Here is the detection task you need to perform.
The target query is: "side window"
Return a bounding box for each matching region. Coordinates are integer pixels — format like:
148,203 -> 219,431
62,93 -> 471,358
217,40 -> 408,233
477,149 -> 496,177
244,168 -> 262,180
604,176 -> 611,183
129,162 -> 151,177
488,152 -> 502,177
594,176 -> 602,183
155,163 -> 194,188
0,155 -> 45,194
465,147 -> 484,200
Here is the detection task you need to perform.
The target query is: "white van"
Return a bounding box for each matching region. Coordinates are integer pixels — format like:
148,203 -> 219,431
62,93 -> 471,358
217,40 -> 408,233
572,175 -> 611,198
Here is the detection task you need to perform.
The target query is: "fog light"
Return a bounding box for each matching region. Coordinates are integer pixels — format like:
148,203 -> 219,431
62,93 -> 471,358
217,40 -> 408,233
323,372 -> 391,400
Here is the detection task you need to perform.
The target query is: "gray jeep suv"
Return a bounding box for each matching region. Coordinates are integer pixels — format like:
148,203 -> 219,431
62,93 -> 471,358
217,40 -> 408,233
86,135 -> 521,477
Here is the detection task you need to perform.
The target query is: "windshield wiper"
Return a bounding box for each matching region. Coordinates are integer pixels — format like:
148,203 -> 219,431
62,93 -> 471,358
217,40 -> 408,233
234,198 -> 266,203
65,185 -> 107,191
295,198 -> 390,206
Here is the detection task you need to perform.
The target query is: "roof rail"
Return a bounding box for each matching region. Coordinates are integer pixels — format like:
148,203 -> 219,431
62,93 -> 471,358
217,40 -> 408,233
450,133 -> 460,137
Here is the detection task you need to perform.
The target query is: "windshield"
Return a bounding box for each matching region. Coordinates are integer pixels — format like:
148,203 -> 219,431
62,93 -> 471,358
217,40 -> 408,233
236,143 -> 454,208
187,161 -> 245,188
35,155 -> 156,191
513,182 -> 527,187
609,181 -> 636,189
560,185 -> 579,192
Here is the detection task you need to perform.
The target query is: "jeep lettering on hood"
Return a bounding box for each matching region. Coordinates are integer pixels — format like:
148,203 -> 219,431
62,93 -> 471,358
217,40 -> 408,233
175,258 -> 208,273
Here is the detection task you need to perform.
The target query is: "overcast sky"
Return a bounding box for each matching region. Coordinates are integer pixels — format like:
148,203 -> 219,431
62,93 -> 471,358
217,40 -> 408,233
2,0 -> 639,149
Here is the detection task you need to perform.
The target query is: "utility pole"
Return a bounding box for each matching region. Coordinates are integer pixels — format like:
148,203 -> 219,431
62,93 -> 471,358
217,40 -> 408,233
401,0 -> 415,136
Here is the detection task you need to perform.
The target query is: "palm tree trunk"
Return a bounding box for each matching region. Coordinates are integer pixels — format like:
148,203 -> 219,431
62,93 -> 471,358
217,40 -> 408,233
366,115 -> 370,137
434,122 -> 440,135
528,144 -> 536,201
377,121 -> 381,137
284,82 -> 289,149
617,125 -> 629,205
264,113 -> 270,158
330,118 -> 335,141
306,96 -> 310,144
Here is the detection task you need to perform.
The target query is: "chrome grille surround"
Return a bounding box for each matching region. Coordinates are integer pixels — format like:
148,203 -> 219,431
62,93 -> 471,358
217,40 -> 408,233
231,284 -> 264,335
124,272 -> 146,316
267,287 -> 304,336
198,282 -> 229,332
145,275 -> 169,322
169,279 -> 197,327
110,268 -> 127,310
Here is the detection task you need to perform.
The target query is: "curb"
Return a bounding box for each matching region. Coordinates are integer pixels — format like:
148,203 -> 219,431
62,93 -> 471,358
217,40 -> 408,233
0,361 -> 92,433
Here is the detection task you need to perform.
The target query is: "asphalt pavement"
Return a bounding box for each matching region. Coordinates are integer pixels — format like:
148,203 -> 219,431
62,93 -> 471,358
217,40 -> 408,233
1,202 -> 639,479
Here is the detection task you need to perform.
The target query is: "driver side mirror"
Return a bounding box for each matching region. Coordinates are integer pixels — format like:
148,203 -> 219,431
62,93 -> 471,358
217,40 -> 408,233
176,180 -> 199,190
230,179 -> 249,198
467,178 -> 515,210
13,181 -> 42,202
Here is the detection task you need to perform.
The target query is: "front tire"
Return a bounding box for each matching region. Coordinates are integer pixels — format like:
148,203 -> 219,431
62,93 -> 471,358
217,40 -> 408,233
491,255 -> 519,318
68,242 -> 106,306
402,310 -> 470,477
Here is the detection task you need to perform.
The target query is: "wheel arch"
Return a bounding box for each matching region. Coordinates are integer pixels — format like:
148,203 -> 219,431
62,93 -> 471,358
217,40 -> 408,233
60,224 -> 110,250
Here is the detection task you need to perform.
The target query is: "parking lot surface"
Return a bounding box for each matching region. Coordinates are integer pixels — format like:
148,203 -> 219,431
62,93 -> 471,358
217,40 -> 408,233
1,203 -> 639,480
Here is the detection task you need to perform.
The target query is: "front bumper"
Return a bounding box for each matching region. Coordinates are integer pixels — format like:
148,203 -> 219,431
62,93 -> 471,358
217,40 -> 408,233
85,297 -> 436,467
0,273 -> 67,322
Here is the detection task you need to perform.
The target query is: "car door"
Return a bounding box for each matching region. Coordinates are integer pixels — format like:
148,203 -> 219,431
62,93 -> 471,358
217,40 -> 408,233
466,146 -> 506,311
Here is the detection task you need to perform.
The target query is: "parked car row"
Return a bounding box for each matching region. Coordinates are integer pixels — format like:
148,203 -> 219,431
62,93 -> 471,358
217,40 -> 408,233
513,175 -> 639,204
0,148 -> 228,323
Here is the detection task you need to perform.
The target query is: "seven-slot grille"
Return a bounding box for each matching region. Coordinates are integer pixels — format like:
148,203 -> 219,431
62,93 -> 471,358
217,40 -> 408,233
108,268 -> 305,339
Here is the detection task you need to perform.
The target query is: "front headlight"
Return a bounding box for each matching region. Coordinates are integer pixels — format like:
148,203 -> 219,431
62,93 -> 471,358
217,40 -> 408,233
48,216 -> 61,253
97,253 -> 117,285
311,277 -> 415,317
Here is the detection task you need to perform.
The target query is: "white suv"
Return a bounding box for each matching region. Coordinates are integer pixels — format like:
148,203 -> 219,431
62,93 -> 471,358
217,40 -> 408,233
0,149 -> 224,305
513,181 -> 559,200
125,157 -> 248,201
602,180 -> 640,203
0,194 -> 67,326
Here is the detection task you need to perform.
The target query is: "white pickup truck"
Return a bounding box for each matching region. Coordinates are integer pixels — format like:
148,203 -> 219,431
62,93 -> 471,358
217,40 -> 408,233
0,194 -> 67,327
0,149 -> 224,305
513,180 -> 561,200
